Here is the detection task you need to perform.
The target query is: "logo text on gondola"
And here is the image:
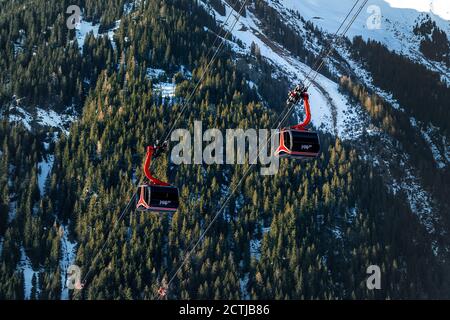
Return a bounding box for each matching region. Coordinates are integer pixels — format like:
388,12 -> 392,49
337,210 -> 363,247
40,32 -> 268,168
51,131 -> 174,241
171,121 -> 279,175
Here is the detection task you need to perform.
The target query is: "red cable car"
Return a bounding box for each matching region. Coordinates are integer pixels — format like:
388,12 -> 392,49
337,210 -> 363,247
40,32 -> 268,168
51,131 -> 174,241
157,286 -> 167,299
275,89 -> 321,160
136,144 -> 179,213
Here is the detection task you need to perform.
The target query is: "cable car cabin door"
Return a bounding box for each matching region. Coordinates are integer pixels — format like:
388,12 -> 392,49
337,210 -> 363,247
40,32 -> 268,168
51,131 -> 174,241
275,128 -> 321,160
136,184 -> 179,213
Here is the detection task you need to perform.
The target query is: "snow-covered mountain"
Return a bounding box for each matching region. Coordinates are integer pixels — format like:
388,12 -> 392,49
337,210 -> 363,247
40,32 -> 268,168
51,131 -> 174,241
277,0 -> 450,42
270,0 -> 450,81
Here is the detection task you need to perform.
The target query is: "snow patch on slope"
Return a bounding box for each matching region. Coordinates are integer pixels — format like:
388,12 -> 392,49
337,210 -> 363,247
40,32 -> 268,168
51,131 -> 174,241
75,17 -> 121,52
153,82 -> 176,99
4,105 -> 77,134
75,18 -> 121,51
37,108 -> 77,133
7,106 -> 33,130
239,272 -> 250,300
107,20 -> 121,50
124,0 -> 142,15
8,201 -> 17,223
19,246 -> 39,299
37,155 -> 54,196
75,19 -> 99,50
146,68 -> 166,79
410,118 -> 449,169
60,225 -> 77,300
75,1 -> 140,51
249,226 -> 271,261
250,238 -> 261,260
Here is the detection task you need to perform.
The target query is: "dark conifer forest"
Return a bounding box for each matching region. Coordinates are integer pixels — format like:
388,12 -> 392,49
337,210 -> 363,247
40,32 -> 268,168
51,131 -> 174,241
0,0 -> 449,300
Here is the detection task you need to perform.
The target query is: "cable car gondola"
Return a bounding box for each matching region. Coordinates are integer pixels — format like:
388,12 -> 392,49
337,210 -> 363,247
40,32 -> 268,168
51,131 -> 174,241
275,87 -> 321,160
136,143 -> 179,213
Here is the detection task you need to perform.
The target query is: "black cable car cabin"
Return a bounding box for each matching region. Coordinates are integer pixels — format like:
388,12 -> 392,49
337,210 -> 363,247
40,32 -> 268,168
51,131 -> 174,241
136,184 -> 179,213
275,90 -> 321,160
136,145 -> 179,213
275,129 -> 320,160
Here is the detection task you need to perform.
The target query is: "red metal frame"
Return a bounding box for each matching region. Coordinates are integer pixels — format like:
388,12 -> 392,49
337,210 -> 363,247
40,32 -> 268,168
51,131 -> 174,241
136,185 -> 150,210
157,286 -> 167,299
291,92 -> 311,130
144,145 -> 170,186
275,129 -> 289,155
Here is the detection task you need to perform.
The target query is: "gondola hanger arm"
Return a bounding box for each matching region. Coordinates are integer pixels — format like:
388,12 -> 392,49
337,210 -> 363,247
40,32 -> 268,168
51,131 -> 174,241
290,91 -> 311,130
144,144 -> 170,186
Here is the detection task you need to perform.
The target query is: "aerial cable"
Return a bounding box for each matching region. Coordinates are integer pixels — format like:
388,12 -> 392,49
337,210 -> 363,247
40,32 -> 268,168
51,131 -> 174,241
302,0 -> 362,86
159,0 -> 251,144
304,0 -> 369,89
72,0 -> 250,298
155,90 -> 304,300
286,0 -> 369,132
72,191 -> 138,299
156,0 -> 370,299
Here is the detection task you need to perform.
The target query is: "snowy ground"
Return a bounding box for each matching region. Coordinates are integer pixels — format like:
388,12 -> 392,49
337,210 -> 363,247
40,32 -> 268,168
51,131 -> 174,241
59,225 -> 78,300
75,20 -> 99,51
7,106 -> 33,130
145,66 -> 194,103
410,117 -> 449,169
75,18 -> 122,52
249,239 -> 262,260
37,108 -> 77,131
37,155 -> 54,196
146,68 -> 166,79
3,105 -> 77,134
107,20 -> 121,50
153,82 -> 176,99
8,201 -> 17,223
274,0 -> 450,36
19,246 -> 39,300
239,272 -> 250,300
249,226 -> 271,261
75,1 -> 140,52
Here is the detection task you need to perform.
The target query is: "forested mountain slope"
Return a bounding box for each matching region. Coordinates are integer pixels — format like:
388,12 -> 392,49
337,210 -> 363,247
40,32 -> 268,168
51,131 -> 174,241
0,0 -> 449,299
